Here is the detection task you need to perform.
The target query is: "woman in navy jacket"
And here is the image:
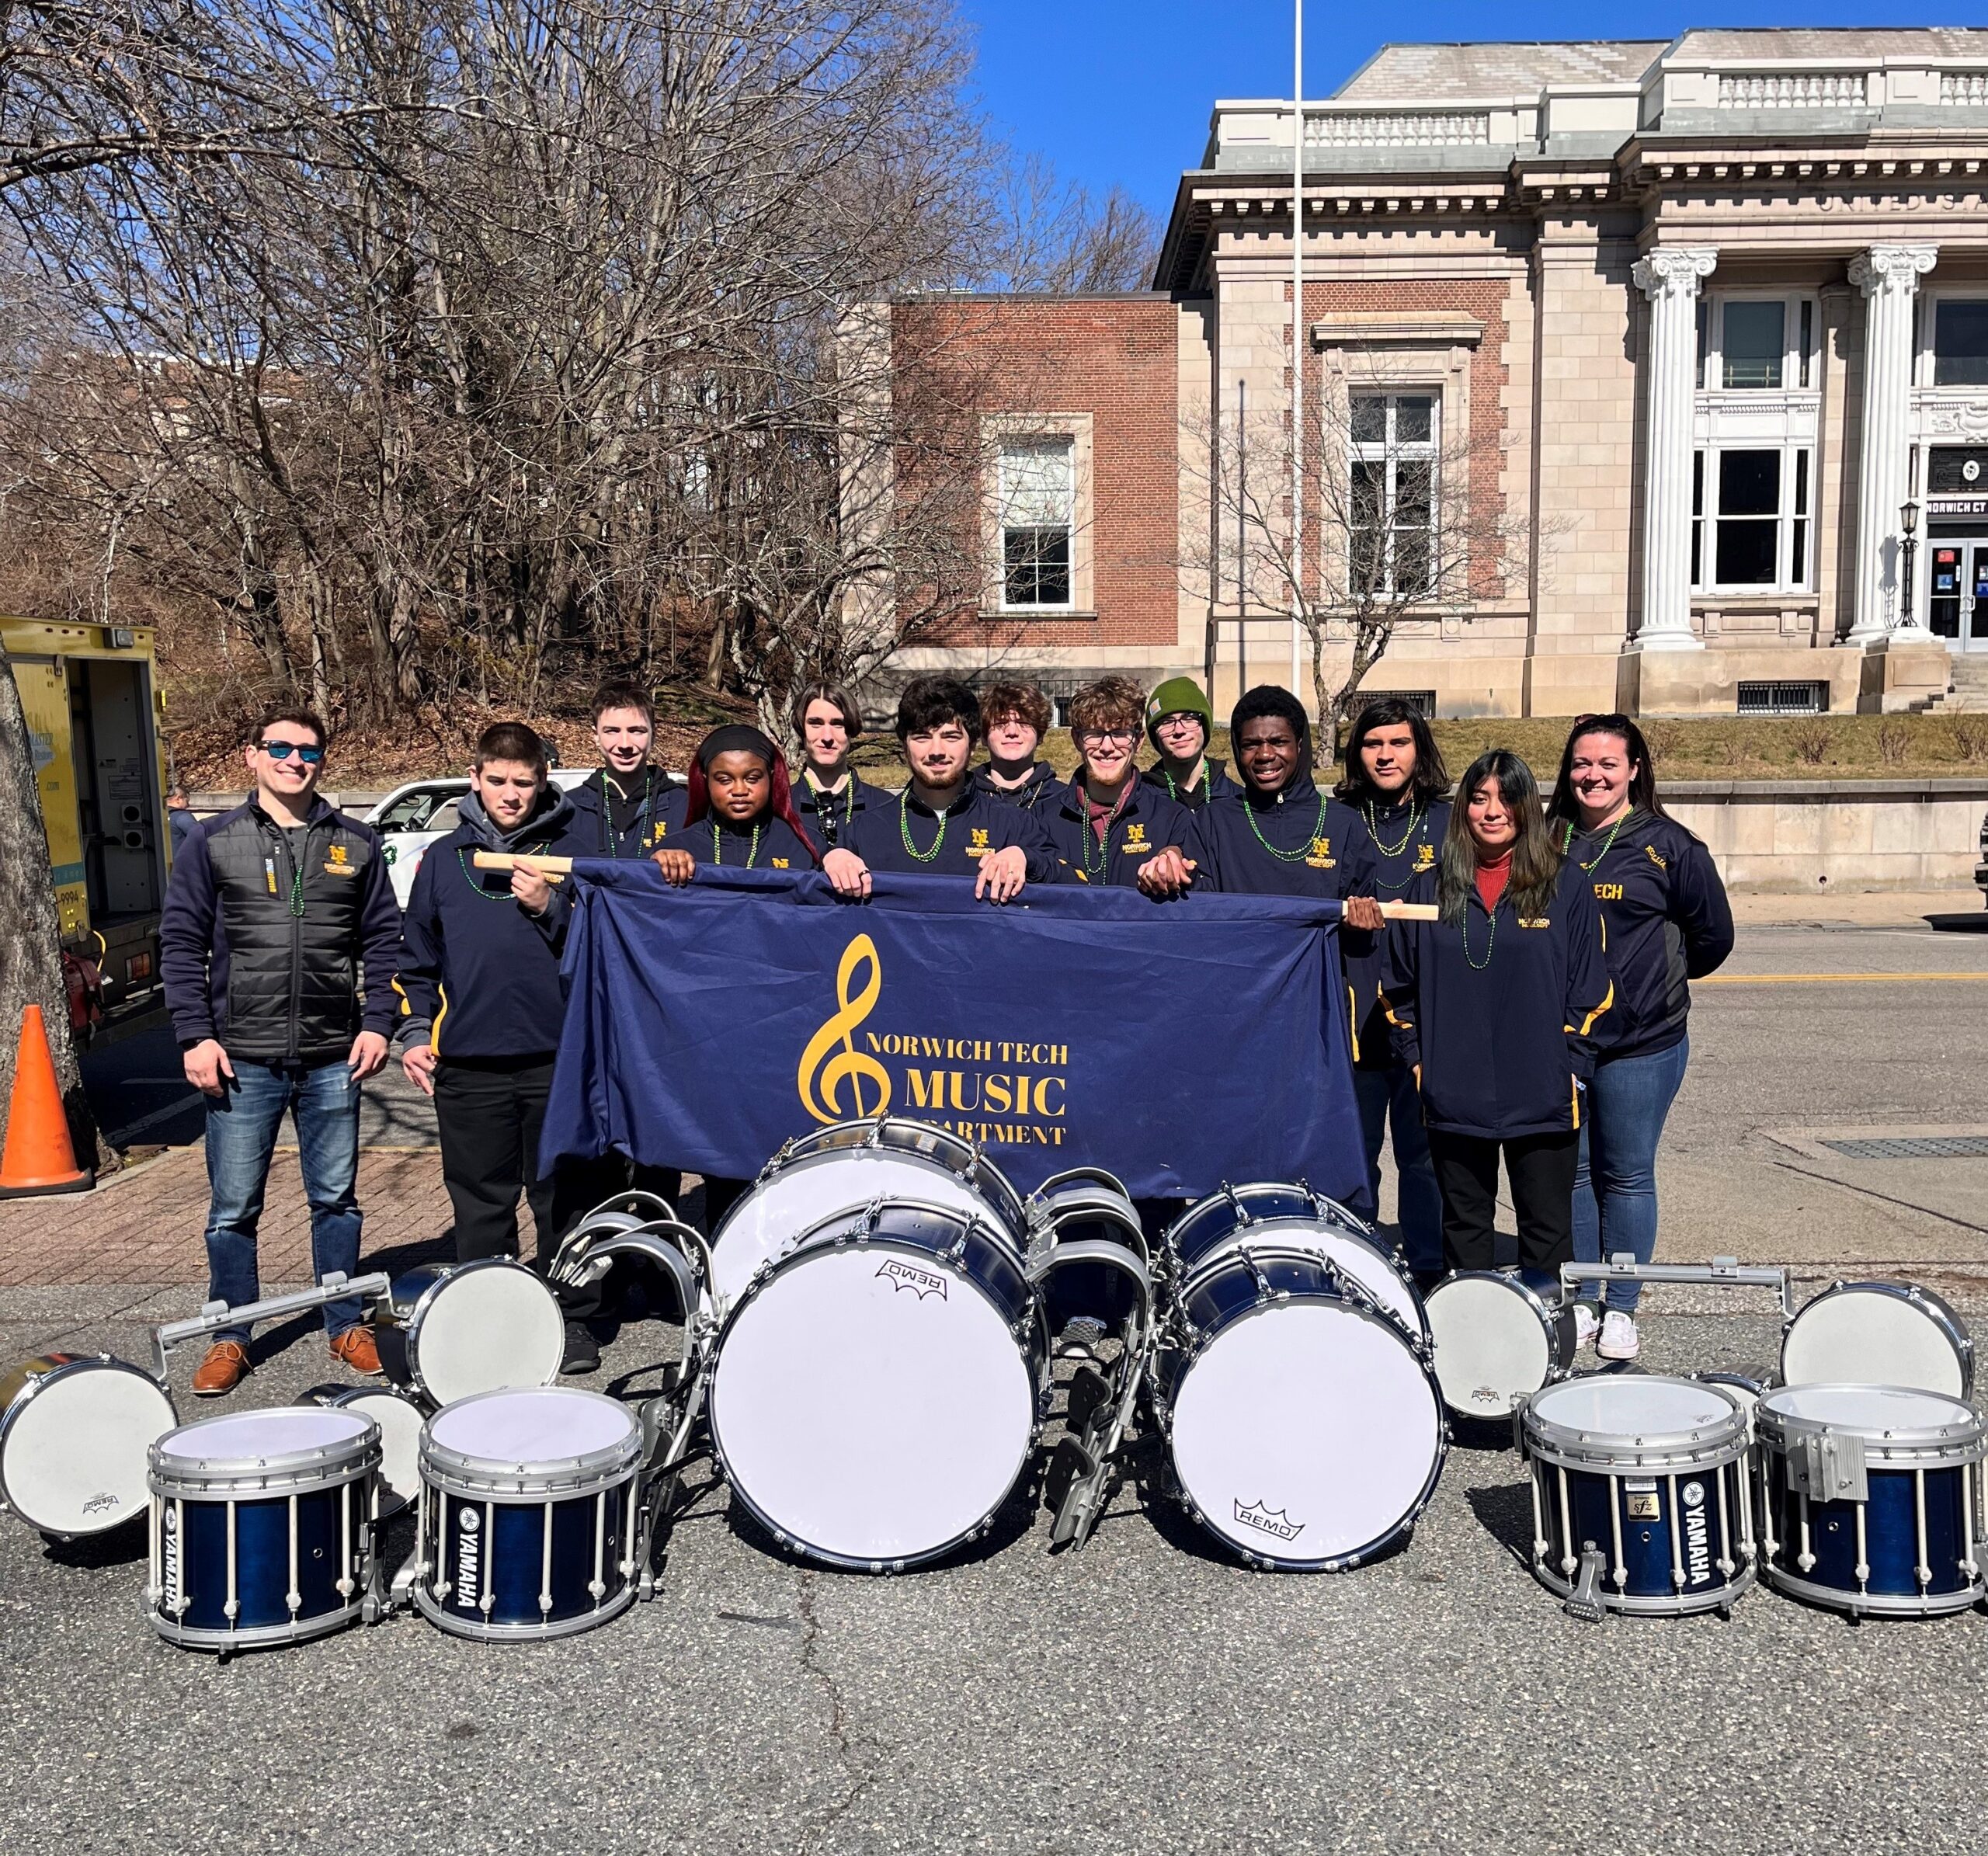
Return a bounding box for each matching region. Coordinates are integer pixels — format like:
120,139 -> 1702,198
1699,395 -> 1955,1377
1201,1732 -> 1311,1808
1546,715 -> 1733,1361
1380,749 -> 1614,1277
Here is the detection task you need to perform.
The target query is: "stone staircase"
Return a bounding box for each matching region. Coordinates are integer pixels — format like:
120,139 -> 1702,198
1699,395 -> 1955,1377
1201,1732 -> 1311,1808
1912,654 -> 1988,713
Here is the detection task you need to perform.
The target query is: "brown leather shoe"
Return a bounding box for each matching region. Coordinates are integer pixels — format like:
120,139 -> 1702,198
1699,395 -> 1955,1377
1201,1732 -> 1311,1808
192,1340 -> 251,1397
328,1326 -> 383,1376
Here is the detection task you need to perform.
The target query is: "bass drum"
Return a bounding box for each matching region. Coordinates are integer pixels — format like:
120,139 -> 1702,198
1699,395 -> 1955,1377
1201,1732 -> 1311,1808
1164,1181 -> 1423,1341
710,1118 -> 1027,1309
1424,1270 -> 1576,1420
1779,1281 -> 1973,1400
0,1354 -> 177,1538
709,1198 -> 1046,1572
1155,1246 -> 1444,1570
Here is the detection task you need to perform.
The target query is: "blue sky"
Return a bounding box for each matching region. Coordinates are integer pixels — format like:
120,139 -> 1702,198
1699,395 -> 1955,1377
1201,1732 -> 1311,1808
960,3 -> 1965,221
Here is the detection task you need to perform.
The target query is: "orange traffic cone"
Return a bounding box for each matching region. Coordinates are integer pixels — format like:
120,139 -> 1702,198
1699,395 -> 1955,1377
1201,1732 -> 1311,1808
0,1004 -> 94,1198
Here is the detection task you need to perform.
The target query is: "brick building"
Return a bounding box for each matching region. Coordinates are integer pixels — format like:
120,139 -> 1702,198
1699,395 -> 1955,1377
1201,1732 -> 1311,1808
853,26 -> 1988,720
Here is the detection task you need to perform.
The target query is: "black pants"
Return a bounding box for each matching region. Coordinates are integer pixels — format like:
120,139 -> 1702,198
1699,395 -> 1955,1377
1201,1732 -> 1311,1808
432,1056 -> 600,1319
1425,1128 -> 1579,1275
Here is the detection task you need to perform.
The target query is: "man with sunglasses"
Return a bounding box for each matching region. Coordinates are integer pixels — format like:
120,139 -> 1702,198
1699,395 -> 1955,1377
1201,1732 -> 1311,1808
161,705 -> 402,1396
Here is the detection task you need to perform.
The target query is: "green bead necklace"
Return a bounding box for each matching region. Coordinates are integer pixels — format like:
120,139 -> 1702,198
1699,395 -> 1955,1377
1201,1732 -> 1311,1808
459,843 -> 554,899
1571,808 -> 1631,873
1245,788 -> 1328,864
898,791 -> 947,863
711,819 -> 763,867
1364,799 -> 1427,892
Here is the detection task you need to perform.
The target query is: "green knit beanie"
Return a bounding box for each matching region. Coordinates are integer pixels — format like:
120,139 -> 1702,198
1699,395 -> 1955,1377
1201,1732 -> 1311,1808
1145,676 -> 1214,749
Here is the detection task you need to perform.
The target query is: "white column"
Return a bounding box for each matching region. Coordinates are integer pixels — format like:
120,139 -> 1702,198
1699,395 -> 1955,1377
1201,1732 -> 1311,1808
1631,248 -> 1717,652
1847,243 -> 1937,641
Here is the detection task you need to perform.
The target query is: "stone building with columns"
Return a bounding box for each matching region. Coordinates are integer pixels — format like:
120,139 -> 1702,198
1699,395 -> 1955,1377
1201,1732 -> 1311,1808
863,26 -> 1988,719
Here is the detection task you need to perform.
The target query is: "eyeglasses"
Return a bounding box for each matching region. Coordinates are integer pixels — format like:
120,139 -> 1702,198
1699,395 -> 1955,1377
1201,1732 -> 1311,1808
259,741 -> 323,763
1076,728 -> 1135,744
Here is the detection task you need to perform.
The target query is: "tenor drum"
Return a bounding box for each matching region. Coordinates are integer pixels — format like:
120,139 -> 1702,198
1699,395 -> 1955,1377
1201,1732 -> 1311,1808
147,1407 -> 381,1651
1756,1384 -> 1988,1618
375,1258 -> 565,1407
1779,1281 -> 1974,1400
1425,1270 -> 1576,1420
1154,1247 -> 1444,1570
0,1354 -> 176,1538
708,1199 -> 1046,1572
413,1387 -> 645,1641
297,1384 -> 425,1519
710,1119 -> 1027,1310
1520,1376 -> 1755,1617
1165,1182 -> 1422,1340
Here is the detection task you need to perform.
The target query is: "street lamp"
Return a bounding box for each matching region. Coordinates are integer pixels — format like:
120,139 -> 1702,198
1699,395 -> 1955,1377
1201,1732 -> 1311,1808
1900,497 -> 1921,624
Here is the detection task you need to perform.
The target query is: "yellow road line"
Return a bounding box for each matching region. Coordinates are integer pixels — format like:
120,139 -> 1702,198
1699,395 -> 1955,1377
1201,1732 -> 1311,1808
1699,971 -> 1988,985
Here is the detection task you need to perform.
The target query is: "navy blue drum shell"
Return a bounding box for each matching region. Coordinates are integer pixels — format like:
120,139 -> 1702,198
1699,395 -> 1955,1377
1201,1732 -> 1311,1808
436,1487 -> 631,1628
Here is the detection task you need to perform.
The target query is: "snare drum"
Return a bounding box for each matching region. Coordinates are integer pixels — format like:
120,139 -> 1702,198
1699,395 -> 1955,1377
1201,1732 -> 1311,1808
1521,1376 -> 1755,1616
1165,1182 -> 1422,1340
1425,1270 -> 1576,1420
1756,1384 -> 1988,1618
1780,1281 -> 1974,1400
0,1354 -> 176,1538
147,1407 -> 381,1651
710,1119 -> 1027,1310
375,1258 -> 565,1407
413,1387 -> 645,1641
1154,1247 -> 1444,1570
297,1385 -> 425,1519
708,1198 -> 1047,1572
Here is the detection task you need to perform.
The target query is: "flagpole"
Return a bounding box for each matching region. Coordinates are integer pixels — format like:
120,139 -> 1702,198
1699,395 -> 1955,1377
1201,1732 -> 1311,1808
1291,0 -> 1305,706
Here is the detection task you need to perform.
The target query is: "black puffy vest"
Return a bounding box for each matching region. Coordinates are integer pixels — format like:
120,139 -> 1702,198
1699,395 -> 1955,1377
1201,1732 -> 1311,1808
202,805 -> 382,1062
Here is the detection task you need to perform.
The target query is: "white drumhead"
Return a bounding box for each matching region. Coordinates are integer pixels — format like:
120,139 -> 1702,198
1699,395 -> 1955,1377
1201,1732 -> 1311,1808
1763,1383 -> 1975,1433
427,1387 -> 637,1465
2,1364 -> 176,1535
711,1156 -> 1001,1307
711,1246 -> 1034,1563
1781,1288 -> 1966,1398
160,1406 -> 370,1464
1426,1276 -> 1552,1418
1204,1223 -> 1422,1335
416,1265 -> 565,1405
1170,1302 -> 1441,1563
1531,1375 -> 1734,1436
336,1391 -> 425,1510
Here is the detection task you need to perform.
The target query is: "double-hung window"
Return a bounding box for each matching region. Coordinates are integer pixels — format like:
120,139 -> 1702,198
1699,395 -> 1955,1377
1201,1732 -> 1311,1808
1932,301 -> 1988,388
1691,447 -> 1812,592
998,439 -> 1075,611
1698,296 -> 1817,392
1349,393 -> 1438,598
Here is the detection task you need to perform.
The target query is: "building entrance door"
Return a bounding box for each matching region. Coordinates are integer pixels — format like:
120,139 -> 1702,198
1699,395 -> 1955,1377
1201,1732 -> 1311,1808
1928,540 -> 1988,650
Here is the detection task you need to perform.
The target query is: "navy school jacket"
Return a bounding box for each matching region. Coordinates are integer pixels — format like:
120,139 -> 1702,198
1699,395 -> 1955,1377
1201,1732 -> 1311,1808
1042,774 -> 1194,888
970,761 -> 1069,815
394,790 -> 584,1061
672,808 -> 818,871
1379,858 -> 1614,1140
840,784 -> 1059,883
794,771 -> 884,852
1336,794 -> 1452,1070
1559,808 -> 1733,1062
1143,757 -> 1241,813
565,766 -> 683,860
1180,777 -> 1375,902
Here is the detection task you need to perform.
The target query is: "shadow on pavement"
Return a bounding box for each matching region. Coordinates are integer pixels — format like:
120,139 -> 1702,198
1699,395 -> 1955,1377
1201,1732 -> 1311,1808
1925,910 -> 1988,933
1463,1481 -> 1535,1569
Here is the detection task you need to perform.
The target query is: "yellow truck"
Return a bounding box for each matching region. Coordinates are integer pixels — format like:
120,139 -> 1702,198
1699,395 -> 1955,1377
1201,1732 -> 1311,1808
5,617 -> 172,1015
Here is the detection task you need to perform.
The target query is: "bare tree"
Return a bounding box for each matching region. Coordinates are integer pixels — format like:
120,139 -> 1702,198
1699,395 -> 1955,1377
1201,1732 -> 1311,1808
984,155 -> 1159,294
1180,363 -> 1528,742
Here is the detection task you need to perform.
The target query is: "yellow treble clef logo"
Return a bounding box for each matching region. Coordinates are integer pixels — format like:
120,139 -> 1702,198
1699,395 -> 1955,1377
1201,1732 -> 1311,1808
797,933 -> 892,1123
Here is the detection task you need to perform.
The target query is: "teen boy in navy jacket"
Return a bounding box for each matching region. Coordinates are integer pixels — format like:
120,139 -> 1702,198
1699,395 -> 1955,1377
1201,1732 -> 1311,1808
1379,749 -> 1614,1277
395,721 -> 600,1371
1042,677 -> 1194,888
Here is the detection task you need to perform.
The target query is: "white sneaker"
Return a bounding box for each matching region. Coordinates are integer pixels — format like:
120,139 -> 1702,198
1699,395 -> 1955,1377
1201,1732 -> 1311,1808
1597,1311 -> 1640,1361
1573,1304 -> 1600,1350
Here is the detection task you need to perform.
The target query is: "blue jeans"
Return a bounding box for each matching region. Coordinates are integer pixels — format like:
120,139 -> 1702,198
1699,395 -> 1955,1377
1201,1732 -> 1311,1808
203,1058 -> 363,1342
1571,1037 -> 1690,1313
1354,1064 -> 1444,1275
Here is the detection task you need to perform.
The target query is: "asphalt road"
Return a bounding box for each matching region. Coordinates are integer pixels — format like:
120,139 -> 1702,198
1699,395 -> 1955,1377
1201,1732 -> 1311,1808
13,912 -> 1988,1854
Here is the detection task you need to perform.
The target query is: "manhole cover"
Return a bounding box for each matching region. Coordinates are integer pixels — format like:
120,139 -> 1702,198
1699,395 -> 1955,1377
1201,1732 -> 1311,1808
1820,1136 -> 1988,1161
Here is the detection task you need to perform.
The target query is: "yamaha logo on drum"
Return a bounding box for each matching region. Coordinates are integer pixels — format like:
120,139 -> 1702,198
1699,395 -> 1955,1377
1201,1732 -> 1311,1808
1233,1499 -> 1303,1542
1680,1479 -> 1712,1587
455,1503 -> 481,1609
876,1257 -> 947,1300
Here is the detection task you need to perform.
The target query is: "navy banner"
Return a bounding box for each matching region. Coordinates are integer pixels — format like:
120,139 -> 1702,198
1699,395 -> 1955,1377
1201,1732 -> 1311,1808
540,862 -> 1368,1205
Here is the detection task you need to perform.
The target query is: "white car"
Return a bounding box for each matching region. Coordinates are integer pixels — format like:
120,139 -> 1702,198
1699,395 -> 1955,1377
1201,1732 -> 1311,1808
367,770 -> 593,909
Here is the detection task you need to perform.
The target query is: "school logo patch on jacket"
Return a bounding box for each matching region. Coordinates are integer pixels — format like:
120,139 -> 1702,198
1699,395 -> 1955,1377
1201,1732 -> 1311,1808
1413,843 -> 1436,871
1124,823 -> 1149,850
1644,843 -> 1667,871
1517,916 -> 1552,929
1305,836 -> 1335,869
966,827 -> 992,858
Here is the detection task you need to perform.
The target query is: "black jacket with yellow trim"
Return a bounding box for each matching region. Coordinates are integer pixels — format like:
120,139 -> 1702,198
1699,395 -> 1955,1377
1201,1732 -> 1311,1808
1378,858 -> 1614,1140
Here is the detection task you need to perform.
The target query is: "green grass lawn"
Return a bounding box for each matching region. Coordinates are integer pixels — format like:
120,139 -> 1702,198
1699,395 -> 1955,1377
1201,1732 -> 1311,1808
851,712 -> 1988,791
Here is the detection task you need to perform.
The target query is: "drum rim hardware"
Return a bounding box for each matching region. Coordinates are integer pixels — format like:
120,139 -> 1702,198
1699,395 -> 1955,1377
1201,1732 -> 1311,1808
150,1412 -> 384,1500
1522,1379 -> 1750,1475
1778,1279 -> 1976,1399
422,1386 -> 647,1497
0,1352 -> 179,1537
773,1114 -> 1030,1239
